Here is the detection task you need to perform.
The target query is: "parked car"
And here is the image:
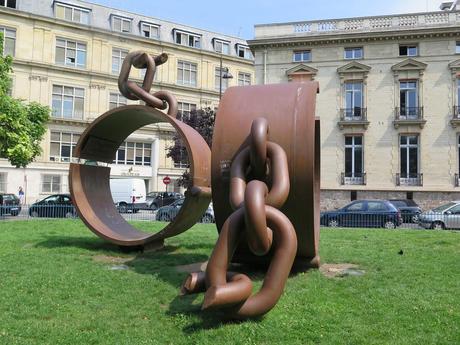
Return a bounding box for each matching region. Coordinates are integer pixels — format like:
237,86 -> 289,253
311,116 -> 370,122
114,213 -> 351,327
148,192 -> 183,210
388,199 -> 422,223
418,201 -> 460,230
320,200 -> 402,229
155,198 -> 214,223
110,178 -> 147,213
0,193 -> 21,216
29,194 -> 77,218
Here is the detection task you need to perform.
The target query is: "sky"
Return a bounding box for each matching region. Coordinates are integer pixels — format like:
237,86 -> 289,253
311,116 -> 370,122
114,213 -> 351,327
89,0 -> 445,39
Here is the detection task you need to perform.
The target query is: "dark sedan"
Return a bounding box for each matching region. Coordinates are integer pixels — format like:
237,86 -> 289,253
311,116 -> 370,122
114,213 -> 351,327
146,192 -> 183,210
0,193 -> 21,216
388,199 -> 422,223
156,198 -> 214,223
320,200 -> 402,229
29,194 -> 77,218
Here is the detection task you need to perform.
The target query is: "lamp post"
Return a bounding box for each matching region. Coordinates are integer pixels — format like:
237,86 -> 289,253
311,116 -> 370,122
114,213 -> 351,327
219,53 -> 233,100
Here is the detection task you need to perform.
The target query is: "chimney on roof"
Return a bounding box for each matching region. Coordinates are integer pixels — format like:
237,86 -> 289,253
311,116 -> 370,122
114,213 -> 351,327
440,1 -> 458,10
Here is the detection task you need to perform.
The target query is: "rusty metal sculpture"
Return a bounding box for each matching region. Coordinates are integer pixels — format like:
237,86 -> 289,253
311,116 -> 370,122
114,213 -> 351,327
69,50 -> 320,319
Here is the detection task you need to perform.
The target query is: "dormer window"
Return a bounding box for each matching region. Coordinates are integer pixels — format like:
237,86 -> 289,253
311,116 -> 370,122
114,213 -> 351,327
140,22 -> 160,39
111,15 -> 132,33
54,2 -> 90,24
236,44 -> 252,59
173,29 -> 201,48
213,39 -> 229,54
0,0 -> 16,9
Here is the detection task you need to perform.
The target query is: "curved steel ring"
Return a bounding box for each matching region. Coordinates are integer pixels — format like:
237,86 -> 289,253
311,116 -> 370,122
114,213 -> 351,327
203,206 -> 297,319
69,105 -> 211,247
250,117 -> 268,179
230,142 -> 290,210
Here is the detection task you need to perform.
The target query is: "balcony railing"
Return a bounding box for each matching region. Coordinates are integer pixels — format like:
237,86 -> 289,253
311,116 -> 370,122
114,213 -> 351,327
340,108 -> 367,121
341,172 -> 366,185
396,173 -> 423,186
395,107 -> 424,120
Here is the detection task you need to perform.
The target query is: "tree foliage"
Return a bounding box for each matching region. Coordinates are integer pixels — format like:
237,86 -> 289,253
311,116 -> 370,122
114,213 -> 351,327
167,107 -> 216,187
0,34 -> 50,168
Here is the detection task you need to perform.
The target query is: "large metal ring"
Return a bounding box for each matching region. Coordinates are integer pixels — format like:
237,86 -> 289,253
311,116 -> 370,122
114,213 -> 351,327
69,105 -> 211,247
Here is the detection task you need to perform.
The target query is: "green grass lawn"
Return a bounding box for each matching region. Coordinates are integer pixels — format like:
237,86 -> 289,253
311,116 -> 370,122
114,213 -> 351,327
0,220 -> 458,345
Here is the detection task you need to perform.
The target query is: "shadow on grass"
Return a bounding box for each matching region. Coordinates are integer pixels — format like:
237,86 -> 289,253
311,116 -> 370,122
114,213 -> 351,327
36,236 -> 123,254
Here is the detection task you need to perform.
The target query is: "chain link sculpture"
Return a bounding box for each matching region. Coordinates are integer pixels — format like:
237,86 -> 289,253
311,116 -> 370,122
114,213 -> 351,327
69,50 -> 320,319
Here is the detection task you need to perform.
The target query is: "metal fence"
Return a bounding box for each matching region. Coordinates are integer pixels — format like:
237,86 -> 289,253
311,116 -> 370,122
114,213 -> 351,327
1,204 -> 459,231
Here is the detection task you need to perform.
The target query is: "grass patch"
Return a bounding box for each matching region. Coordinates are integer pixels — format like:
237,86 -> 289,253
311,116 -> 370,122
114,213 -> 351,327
0,220 -> 458,344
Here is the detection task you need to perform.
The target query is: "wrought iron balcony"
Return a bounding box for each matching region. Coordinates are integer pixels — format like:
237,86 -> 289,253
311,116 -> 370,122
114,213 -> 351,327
338,108 -> 369,129
341,172 -> 366,185
394,107 -> 426,128
450,106 -> 460,128
396,173 -> 423,186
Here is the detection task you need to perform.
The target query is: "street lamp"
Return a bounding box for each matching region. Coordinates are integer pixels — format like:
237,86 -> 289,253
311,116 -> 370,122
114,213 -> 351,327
219,53 -> 233,100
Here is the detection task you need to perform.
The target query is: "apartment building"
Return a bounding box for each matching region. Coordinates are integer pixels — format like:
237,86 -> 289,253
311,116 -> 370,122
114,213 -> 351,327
0,0 -> 254,202
248,3 -> 460,209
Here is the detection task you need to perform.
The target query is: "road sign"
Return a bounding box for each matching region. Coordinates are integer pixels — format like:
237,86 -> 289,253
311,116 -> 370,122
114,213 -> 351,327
163,176 -> 171,185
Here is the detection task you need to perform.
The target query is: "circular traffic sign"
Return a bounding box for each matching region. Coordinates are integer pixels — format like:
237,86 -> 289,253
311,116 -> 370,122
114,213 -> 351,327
163,176 -> 171,185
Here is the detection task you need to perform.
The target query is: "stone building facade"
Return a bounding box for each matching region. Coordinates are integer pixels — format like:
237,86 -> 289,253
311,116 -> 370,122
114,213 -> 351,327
0,0 -> 254,203
249,5 -> 460,210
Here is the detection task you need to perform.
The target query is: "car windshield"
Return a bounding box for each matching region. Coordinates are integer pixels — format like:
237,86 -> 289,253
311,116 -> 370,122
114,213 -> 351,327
432,202 -> 456,212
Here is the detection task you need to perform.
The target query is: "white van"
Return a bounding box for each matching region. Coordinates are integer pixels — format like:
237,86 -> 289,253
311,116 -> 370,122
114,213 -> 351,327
109,178 -> 147,213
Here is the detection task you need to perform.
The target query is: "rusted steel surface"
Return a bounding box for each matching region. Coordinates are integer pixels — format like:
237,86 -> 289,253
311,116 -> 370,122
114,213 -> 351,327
211,82 -> 321,267
69,51 -> 211,247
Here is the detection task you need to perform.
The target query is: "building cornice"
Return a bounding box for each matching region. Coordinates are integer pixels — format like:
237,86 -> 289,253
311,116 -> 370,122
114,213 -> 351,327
248,27 -> 460,49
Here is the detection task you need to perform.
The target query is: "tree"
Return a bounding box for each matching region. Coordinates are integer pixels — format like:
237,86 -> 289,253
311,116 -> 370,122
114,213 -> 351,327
0,34 -> 50,168
167,107 -> 216,187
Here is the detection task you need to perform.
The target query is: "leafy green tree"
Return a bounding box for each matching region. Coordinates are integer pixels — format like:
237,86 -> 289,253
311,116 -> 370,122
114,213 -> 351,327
0,34 -> 50,168
167,107 -> 215,187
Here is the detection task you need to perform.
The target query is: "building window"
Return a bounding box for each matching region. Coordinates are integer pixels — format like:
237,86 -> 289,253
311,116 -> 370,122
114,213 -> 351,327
178,102 -> 196,120
400,135 -> 419,179
0,26 -> 15,56
214,39 -> 229,54
177,61 -> 197,86
344,82 -> 363,118
0,0 -> 16,8
344,47 -> 363,60
236,44 -> 252,59
112,48 -> 128,74
174,30 -> 201,48
50,132 -> 80,162
140,22 -> 159,39
114,142 -> 152,166
0,172 -> 6,192
51,85 -> 85,119
399,45 -> 418,56
344,136 -> 363,180
55,38 -> 86,68
109,93 -> 127,110
456,42 -> 460,54
112,16 -> 132,33
399,81 -> 419,118
215,67 -> 230,91
41,175 -> 61,194
238,72 -> 251,86
293,50 -> 311,62
55,3 -> 90,24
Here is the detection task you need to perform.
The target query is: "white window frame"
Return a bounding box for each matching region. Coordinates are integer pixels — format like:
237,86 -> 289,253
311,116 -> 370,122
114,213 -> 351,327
140,22 -> 160,39
456,42 -> 460,54
54,3 -> 90,24
344,135 -> 364,180
399,44 -> 418,57
50,132 -> 81,163
112,48 -> 128,74
55,38 -> 87,68
177,61 -> 197,87
178,102 -> 197,120
344,47 -> 363,60
214,39 -> 229,54
236,44 -> 252,59
0,26 -> 15,56
238,72 -> 251,86
293,50 -> 311,62
114,141 -> 152,166
174,30 -> 201,48
400,135 -> 419,181
0,0 -> 16,9
344,81 -> 364,118
0,172 -> 6,192
111,15 -> 132,33
399,80 -> 419,119
51,85 -> 85,119
109,92 -> 127,110
215,67 -> 230,91
41,175 -> 62,194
